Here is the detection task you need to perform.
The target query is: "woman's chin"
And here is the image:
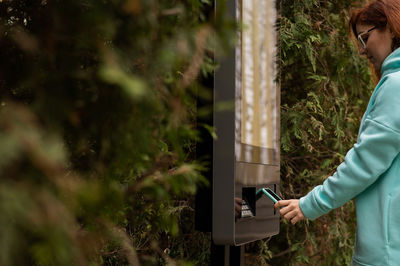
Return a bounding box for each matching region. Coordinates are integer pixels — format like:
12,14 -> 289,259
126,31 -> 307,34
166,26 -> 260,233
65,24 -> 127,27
369,59 -> 380,70
373,62 -> 382,70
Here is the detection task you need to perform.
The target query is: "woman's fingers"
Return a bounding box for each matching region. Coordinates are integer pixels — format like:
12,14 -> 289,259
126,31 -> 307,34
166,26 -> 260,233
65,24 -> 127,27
277,202 -> 295,216
284,209 -> 304,224
274,200 -> 291,209
284,210 -> 297,220
274,199 -> 305,225
234,198 -> 242,218
291,213 -> 305,225
290,210 -> 305,224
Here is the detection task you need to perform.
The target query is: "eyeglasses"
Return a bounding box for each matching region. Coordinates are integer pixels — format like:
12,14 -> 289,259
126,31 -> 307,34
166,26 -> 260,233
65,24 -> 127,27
357,26 -> 377,49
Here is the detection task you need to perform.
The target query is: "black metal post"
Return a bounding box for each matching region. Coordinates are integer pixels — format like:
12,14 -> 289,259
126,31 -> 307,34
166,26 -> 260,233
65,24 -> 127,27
211,242 -> 244,266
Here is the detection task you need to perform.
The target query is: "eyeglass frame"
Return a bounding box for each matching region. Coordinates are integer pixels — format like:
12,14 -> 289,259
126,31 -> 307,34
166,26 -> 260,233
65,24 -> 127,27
357,26 -> 377,49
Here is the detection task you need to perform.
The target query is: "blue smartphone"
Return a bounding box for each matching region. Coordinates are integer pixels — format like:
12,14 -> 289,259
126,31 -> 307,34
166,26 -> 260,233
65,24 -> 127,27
256,188 -> 282,204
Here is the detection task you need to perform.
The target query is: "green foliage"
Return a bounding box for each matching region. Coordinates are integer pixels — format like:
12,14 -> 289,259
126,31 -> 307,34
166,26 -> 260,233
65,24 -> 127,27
0,0 -> 234,265
250,0 -> 376,264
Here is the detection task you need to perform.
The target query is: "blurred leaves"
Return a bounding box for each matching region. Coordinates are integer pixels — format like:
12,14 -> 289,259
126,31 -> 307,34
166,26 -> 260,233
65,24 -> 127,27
0,0 -> 234,265
99,65 -> 148,100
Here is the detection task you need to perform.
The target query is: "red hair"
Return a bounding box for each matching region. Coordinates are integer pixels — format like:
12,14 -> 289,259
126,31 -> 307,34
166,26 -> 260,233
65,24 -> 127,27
350,0 -> 400,45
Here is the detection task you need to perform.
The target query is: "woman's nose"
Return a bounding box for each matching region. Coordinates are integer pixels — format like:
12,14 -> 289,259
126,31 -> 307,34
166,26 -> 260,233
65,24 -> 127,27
359,46 -> 367,55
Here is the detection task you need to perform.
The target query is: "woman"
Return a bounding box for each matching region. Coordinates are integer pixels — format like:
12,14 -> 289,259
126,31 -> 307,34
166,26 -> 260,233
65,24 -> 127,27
275,0 -> 400,265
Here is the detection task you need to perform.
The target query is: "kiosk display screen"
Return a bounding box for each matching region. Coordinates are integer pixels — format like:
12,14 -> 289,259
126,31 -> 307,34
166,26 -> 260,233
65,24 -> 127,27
235,0 -> 279,172
240,0 -> 278,151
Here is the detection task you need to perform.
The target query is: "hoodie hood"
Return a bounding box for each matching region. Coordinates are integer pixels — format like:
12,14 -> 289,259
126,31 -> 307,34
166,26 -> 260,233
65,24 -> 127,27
381,47 -> 400,77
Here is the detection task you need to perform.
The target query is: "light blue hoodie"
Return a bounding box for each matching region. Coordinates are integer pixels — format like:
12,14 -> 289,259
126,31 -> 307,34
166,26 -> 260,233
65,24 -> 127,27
299,47 -> 400,266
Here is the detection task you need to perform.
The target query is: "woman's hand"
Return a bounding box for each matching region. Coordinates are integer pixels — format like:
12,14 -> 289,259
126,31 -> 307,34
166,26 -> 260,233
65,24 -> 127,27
274,199 -> 305,225
234,197 -> 242,218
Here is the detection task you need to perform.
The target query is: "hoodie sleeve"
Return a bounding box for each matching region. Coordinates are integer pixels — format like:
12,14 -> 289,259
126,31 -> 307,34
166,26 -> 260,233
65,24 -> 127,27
299,74 -> 400,220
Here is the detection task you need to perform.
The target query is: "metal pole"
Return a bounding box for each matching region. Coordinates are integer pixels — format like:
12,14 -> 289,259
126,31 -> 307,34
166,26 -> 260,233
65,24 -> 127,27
210,242 -> 244,266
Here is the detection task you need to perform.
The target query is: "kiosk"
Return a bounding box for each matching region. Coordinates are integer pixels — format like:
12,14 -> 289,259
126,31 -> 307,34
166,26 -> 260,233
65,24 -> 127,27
213,0 -> 280,246
196,0 -> 280,263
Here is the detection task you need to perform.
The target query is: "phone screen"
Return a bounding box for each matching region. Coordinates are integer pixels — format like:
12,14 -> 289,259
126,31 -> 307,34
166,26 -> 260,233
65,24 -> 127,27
265,188 -> 282,201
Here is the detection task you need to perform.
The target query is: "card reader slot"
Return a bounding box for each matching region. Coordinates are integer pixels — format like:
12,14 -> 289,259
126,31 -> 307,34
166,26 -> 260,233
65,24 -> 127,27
241,187 -> 256,218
